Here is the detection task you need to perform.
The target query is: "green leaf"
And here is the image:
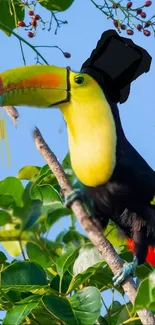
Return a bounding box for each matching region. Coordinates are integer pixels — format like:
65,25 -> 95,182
134,271 -> 155,312
33,164 -> 57,186
50,271 -> 72,294
56,230 -> 68,243
0,291 -> 13,310
89,265 -> 115,292
116,303 -> 140,325
134,276 -> 151,311
3,298 -> 40,325
0,0 -> 25,36
39,164 -> 51,176
7,290 -> 21,303
62,153 -> 77,184
41,238 -> 63,257
62,153 -> 72,169
103,302 -> 127,325
46,207 -> 71,229
0,210 -> 12,226
17,166 -> 40,181
69,261 -> 109,292
97,316 -> 109,325
11,198 -> 42,231
56,246 -> 78,276
135,277 -> 150,310
2,240 -> 26,257
1,261 -> 48,291
63,229 -> 85,246
0,177 -> 24,206
39,0 -> 74,12
104,223 -> 126,248
31,184 -> 63,215
109,301 -> 122,314
70,287 -> 102,324
26,242 -> 52,268
43,294 -> 79,325
24,200 -> 42,230
43,286 -> 102,325
0,223 -> 28,257
73,245 -> 103,275
136,264 -> 152,280
29,303 -> 60,325
0,195 -> 15,208
0,251 -> 7,263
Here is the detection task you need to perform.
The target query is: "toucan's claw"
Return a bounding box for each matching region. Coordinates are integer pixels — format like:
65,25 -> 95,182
113,257 -> 138,286
64,189 -> 83,207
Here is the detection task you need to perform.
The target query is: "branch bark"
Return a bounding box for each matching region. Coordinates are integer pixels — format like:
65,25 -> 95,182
2,106 -> 19,128
33,127 -> 155,325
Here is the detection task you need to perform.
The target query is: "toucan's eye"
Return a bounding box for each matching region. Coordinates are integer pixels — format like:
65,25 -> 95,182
75,76 -> 84,85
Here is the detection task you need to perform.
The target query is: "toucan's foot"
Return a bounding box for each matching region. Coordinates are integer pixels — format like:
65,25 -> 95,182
112,257 -> 138,286
64,189 -> 83,207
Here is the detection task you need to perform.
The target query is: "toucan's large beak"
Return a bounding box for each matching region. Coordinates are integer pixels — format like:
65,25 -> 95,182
0,65 -> 70,108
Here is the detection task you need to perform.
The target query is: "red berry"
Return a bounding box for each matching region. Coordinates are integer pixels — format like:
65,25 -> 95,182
126,2 -> 132,9
27,31 -> 34,38
18,21 -> 25,27
28,10 -> 34,16
144,1 -> 152,7
137,8 -> 142,15
137,24 -> 142,31
126,29 -> 134,35
143,30 -> 151,36
113,19 -> 118,28
121,24 -> 126,30
141,12 -> 146,18
63,52 -> 71,58
31,19 -> 37,27
144,21 -> 151,27
34,14 -> 40,20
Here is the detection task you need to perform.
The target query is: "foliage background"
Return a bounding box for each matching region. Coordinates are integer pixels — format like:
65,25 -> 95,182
0,0 -> 155,324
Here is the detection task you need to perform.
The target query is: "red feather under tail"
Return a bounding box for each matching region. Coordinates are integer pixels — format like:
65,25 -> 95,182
127,239 -> 155,267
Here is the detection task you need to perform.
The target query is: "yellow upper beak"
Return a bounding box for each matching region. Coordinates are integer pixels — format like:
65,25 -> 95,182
0,65 -> 70,108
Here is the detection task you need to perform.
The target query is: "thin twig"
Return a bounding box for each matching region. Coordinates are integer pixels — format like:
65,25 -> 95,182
0,22 -> 49,65
19,40 -> 26,66
90,0 -> 155,35
33,127 -> 155,325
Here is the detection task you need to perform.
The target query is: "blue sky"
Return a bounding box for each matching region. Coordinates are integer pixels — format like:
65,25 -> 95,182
1,0 -> 155,179
0,0 -> 155,317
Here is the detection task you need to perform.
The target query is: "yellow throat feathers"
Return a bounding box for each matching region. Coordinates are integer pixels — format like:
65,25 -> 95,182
61,74 -> 117,187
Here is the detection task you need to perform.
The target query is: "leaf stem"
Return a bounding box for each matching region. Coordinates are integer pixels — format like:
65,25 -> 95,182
19,238 -> 27,260
19,40 -> 26,65
121,317 -> 140,324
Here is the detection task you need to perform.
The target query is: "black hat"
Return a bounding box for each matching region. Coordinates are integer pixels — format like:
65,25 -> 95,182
81,29 -> 152,104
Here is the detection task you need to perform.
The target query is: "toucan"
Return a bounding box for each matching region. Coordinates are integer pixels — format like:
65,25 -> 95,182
0,30 -> 154,285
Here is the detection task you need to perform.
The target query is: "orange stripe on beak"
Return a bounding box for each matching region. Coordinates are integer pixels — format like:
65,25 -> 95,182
17,73 -> 61,89
0,73 -> 62,95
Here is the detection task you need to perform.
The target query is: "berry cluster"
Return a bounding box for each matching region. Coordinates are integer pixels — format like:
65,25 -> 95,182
17,9 -> 71,59
18,10 -> 40,38
112,1 -> 153,37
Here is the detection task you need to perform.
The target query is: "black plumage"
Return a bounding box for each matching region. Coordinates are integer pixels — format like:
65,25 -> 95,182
85,99 -> 155,265
81,30 -> 154,266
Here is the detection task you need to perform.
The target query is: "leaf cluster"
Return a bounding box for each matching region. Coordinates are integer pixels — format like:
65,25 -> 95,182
0,154 -> 154,324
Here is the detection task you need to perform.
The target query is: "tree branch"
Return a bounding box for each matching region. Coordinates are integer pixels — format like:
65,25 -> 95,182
33,127 -> 155,325
2,106 -> 19,128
